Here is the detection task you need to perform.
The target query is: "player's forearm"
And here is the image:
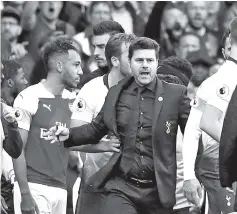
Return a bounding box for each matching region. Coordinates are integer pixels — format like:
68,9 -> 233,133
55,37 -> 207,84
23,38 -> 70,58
183,109 -> 202,180
3,123 -> 23,158
71,144 -> 107,153
12,153 -> 31,194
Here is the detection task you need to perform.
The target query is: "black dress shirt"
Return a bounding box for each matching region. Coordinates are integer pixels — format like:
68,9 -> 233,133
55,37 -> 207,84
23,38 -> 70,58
116,78 -> 156,180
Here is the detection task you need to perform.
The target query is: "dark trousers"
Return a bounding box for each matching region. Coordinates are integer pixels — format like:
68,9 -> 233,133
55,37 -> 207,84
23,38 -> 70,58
102,176 -> 173,214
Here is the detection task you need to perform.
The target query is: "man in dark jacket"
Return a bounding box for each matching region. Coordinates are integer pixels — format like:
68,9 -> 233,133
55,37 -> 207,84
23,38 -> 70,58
47,37 -> 191,214
219,85 -> 237,211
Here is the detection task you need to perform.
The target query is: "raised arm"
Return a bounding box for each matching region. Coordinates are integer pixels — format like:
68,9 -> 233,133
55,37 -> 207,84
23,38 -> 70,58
21,1 -> 39,31
65,106 -> 109,147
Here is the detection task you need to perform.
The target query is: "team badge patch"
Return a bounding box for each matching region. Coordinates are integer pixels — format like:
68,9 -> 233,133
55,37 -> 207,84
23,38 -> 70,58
69,98 -> 86,112
14,108 -> 23,121
216,84 -> 229,99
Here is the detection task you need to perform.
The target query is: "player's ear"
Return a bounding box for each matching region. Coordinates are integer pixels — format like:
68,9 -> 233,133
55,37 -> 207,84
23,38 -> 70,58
7,79 -> 14,88
56,61 -> 63,73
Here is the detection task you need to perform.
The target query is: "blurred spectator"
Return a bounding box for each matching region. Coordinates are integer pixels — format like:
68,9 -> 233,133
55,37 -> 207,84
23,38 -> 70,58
74,1 -> 112,73
144,1 -> 168,42
185,1 -> 219,59
20,1 -> 76,61
221,29 -> 231,60
3,1 -> 25,14
1,6 -> 28,60
205,2 -> 222,33
187,49 -> 214,86
111,1 -> 136,34
135,1 -> 156,36
160,7 -> 188,58
59,2 -> 89,33
205,32 -> 220,59
178,33 -> 202,59
221,2 -> 237,37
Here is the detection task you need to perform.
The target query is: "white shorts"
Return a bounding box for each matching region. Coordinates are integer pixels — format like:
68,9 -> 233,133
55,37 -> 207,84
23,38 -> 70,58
14,182 -> 67,214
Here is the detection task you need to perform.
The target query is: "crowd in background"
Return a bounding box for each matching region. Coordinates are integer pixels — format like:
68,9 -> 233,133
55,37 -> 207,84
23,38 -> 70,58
1,1 -> 237,214
1,1 -> 236,96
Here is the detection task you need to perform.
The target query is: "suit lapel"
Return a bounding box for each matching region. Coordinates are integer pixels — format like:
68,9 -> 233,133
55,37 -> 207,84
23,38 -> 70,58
152,77 -> 164,134
104,77 -> 134,137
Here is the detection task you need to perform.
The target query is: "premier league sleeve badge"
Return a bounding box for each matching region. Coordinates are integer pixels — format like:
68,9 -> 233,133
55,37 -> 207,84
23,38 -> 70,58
14,107 -> 23,121
216,84 -> 229,99
69,98 -> 86,112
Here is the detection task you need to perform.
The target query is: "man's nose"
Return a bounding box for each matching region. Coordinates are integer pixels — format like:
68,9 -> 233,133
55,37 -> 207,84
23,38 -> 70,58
78,67 -> 83,75
142,60 -> 148,67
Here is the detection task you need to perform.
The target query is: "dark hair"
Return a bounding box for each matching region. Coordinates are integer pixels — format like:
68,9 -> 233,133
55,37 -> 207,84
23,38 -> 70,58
2,60 -> 22,81
158,74 -> 185,86
1,6 -> 21,23
89,1 -> 112,15
160,56 -> 193,80
105,33 -> 136,69
230,17 -> 237,43
128,37 -> 160,60
93,20 -> 125,36
42,38 -> 79,71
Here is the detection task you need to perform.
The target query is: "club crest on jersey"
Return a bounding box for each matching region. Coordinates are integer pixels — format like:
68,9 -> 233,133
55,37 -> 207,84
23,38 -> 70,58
216,84 -> 229,99
14,108 -> 23,121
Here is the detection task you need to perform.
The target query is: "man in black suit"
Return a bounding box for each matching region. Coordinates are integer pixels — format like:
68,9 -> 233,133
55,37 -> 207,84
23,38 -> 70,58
47,37 -> 191,214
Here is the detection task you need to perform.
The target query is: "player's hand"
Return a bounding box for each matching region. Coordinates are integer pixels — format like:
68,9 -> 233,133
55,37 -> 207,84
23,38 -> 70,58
183,179 -> 202,207
1,103 -> 17,123
98,137 -> 121,152
21,193 -> 39,214
44,126 -> 70,144
10,42 -> 28,59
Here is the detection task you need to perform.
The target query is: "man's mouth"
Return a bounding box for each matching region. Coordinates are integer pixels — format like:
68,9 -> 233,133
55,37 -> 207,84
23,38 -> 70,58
95,58 -> 104,61
140,71 -> 150,76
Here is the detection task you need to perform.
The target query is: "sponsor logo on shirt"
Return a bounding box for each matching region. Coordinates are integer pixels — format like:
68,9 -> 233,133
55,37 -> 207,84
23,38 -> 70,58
43,104 -> 51,111
40,121 -> 66,140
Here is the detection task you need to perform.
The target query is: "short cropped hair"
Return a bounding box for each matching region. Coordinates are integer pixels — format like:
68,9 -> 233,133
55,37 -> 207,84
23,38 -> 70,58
128,37 -> 160,60
93,20 -> 125,37
158,74 -> 185,86
105,33 -> 136,69
42,38 -> 79,71
160,56 -> 193,80
230,17 -> 237,43
88,1 -> 112,15
2,60 -> 22,80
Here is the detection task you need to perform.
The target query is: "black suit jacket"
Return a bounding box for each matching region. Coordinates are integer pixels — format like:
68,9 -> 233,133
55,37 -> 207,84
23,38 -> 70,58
66,76 -> 190,211
219,86 -> 237,188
